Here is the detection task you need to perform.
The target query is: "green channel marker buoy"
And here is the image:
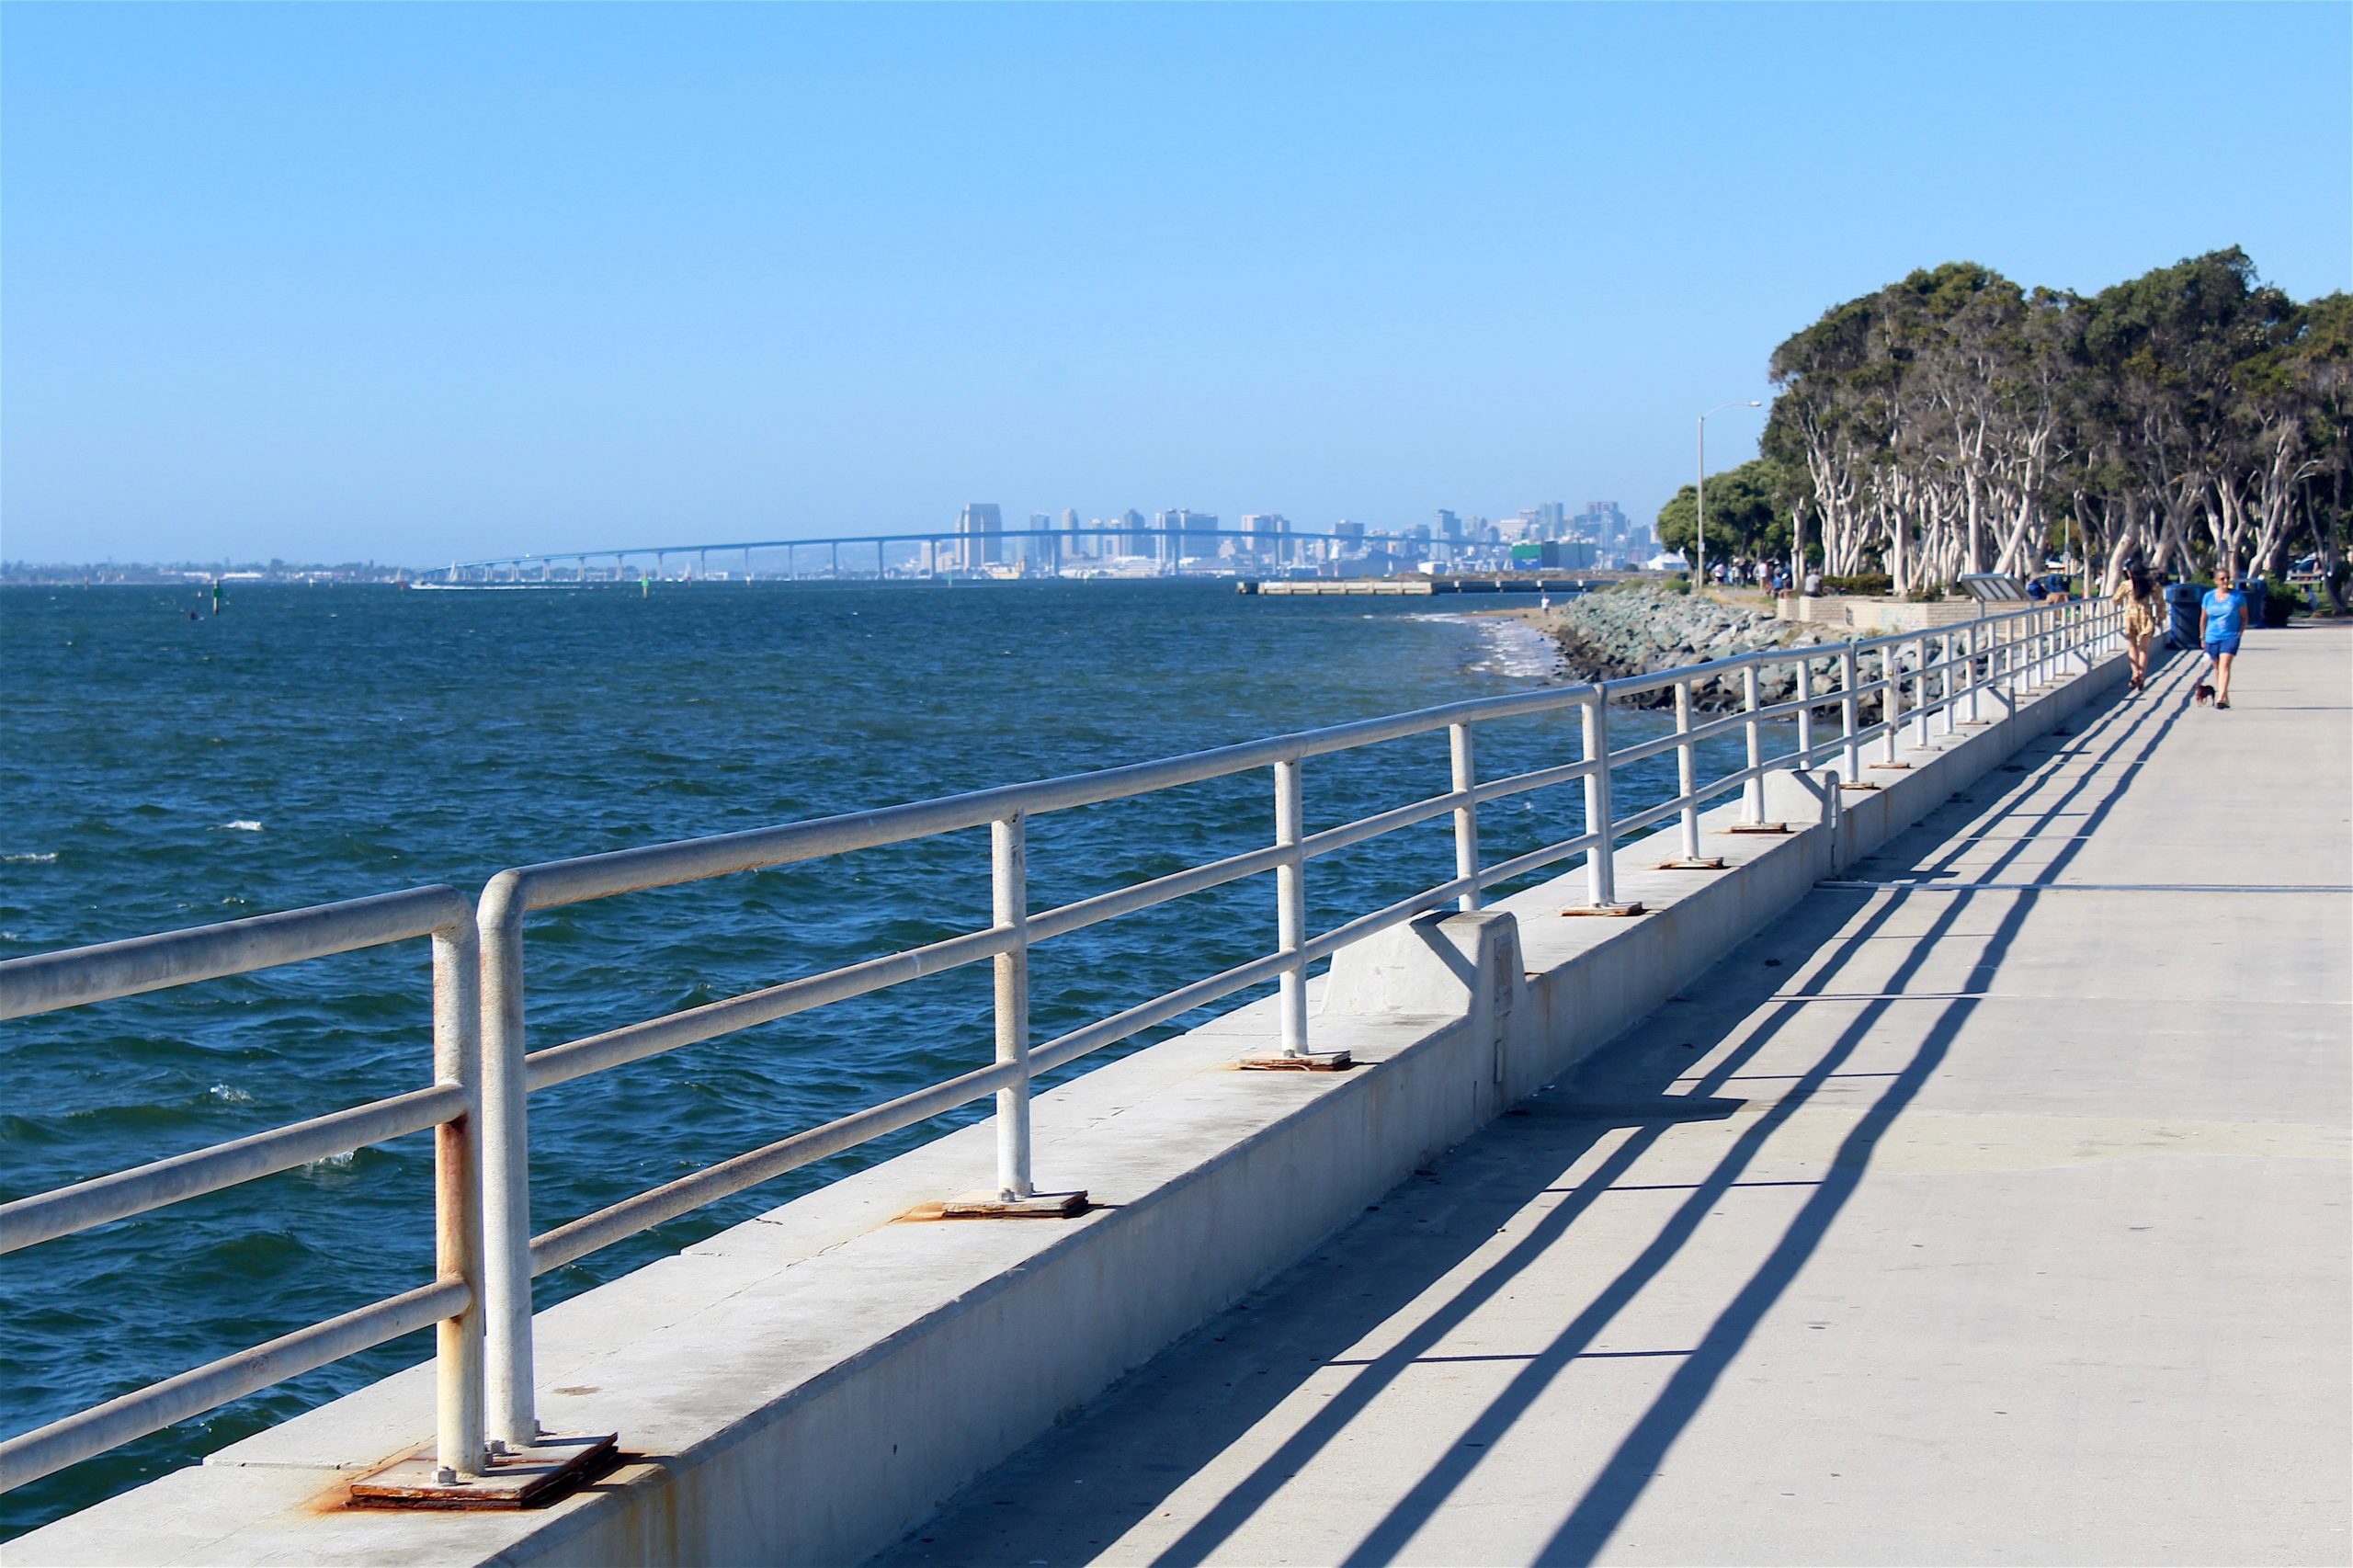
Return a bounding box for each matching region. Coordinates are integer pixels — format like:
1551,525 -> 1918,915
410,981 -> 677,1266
641,571 -> 651,598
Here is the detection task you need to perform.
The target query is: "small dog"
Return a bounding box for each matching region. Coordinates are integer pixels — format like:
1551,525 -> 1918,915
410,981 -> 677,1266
2194,682 -> 2216,706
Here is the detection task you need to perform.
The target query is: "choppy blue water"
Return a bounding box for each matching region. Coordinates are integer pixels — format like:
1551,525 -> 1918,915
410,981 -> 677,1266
0,579 -> 1741,1536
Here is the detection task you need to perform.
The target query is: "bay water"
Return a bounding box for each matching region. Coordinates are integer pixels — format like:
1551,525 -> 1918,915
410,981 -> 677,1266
0,579 -> 1744,1536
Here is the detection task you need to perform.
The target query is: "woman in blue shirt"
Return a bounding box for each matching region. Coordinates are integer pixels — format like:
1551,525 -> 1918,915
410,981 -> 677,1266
2199,568 -> 2248,710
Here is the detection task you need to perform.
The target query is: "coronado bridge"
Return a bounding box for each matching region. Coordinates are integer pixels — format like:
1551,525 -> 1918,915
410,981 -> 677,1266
438,523 -> 1492,581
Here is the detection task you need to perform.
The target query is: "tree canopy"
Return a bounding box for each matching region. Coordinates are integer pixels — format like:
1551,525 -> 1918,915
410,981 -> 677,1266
1655,460 -> 1797,562
1735,248 -> 2348,605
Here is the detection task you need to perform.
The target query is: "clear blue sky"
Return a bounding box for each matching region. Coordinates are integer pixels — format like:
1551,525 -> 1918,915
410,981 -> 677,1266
5,3 -> 2347,566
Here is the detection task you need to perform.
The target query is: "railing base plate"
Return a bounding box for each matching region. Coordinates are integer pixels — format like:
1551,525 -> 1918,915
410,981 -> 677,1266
1560,902 -> 1645,917
941,1189 -> 1091,1219
1656,857 -> 1726,870
1726,823 -> 1790,835
348,1431 -> 618,1510
1238,1051 -> 1355,1072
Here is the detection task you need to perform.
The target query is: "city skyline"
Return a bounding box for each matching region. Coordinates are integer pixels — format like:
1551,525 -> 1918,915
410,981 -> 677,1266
0,494 -> 1666,582
4,5 -> 2346,565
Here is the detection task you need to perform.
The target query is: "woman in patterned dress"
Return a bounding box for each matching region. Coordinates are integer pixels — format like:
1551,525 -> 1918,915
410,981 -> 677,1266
2113,554 -> 2162,694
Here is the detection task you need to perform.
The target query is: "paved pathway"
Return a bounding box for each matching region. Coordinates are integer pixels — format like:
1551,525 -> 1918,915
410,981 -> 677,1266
880,627 -> 2352,1568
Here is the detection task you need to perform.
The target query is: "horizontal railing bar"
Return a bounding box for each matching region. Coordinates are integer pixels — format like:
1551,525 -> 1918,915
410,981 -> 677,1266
1688,768 -> 1755,809
1299,874 -> 1481,966
1029,948 -> 1301,1076
1607,727 -> 1687,768
0,887 -> 470,1021
1029,842 -> 1293,945
1601,644 -> 1779,697
492,603 -> 2071,917
1299,790 -> 1466,862
1612,791 -> 1699,839
0,1083 -> 467,1256
1473,828 -> 1607,891
0,1278 -> 466,1493
525,926 -> 1015,1092
497,690 -> 1601,913
1472,756 -> 1596,804
529,1058 -> 1023,1274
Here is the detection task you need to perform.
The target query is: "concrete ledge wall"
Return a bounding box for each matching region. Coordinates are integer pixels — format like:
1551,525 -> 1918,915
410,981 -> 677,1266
13,652 -> 2122,1568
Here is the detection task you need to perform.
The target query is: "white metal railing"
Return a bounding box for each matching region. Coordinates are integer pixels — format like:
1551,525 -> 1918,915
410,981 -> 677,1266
0,889 -> 485,1493
0,597 -> 2117,1494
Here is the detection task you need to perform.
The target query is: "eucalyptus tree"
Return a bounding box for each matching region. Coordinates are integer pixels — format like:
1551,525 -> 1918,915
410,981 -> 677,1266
1764,246 -> 2340,600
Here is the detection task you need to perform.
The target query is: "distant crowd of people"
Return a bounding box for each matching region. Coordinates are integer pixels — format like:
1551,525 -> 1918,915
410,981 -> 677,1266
1703,557 -> 1816,596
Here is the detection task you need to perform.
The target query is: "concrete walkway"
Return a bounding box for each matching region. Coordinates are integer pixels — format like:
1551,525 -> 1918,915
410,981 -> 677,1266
878,626 -> 2352,1568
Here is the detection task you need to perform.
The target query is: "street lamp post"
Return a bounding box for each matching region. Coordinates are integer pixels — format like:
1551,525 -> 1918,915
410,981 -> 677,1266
1696,400 -> 1764,588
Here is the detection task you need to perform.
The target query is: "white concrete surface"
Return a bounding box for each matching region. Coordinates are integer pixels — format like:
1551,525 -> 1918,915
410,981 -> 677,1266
876,627 -> 2352,1567
10,627 -> 2131,1568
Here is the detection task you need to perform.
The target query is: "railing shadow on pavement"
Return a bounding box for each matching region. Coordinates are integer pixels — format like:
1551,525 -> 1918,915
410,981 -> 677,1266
879,650 -> 2177,1568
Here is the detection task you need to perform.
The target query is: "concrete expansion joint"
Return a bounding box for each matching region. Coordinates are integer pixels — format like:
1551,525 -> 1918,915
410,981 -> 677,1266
1559,902 -> 1646,917
1726,822 -> 1790,835
1657,857 -> 1728,870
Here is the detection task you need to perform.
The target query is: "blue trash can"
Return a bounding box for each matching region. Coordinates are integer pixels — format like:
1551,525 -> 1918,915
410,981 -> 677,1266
2240,578 -> 2268,629
2165,583 -> 2202,650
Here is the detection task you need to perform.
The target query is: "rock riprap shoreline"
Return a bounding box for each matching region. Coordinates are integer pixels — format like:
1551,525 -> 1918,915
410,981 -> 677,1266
1512,584 -> 1839,709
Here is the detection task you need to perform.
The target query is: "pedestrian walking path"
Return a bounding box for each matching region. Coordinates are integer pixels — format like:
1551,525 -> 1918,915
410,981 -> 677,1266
877,625 -> 2352,1568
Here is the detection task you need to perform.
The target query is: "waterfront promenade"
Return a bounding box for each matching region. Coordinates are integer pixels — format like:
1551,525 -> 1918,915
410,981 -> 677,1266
882,626 -> 2353,1566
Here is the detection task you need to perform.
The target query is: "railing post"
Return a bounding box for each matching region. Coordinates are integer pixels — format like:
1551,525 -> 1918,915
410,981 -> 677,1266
1912,634 -> 1932,748
476,879 -> 537,1452
1577,689 -> 1634,911
1840,642 -> 1861,781
1741,661 -> 1766,824
431,920 -> 486,1482
1449,722 -> 1480,913
1934,631 -> 1951,734
992,813 -> 1033,1202
1966,619 -> 1984,722
1882,643 -> 1904,764
1795,654 -> 1815,767
1275,756 -> 1310,1057
1675,679 -> 1704,860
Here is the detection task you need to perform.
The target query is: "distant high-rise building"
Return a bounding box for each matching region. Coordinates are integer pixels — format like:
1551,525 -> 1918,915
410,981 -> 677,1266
1119,508 -> 1152,558
1436,509 -> 1461,540
1243,513 -> 1289,562
1154,508 -> 1219,565
1572,501 -> 1631,546
957,503 -> 1003,570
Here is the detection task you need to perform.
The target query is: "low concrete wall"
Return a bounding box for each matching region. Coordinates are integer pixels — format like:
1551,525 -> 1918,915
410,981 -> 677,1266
1777,596 -> 1996,631
13,651 -> 2124,1568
